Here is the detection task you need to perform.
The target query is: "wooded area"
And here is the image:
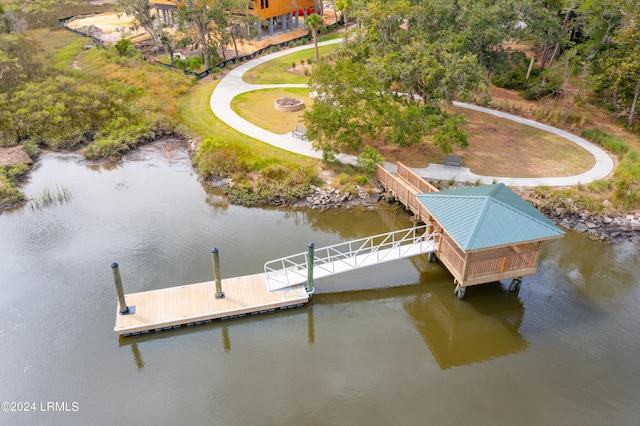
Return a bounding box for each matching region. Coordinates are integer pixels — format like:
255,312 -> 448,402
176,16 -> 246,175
303,0 -> 640,159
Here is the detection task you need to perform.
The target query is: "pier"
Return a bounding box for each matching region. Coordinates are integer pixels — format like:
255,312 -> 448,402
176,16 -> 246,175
114,162 -> 565,336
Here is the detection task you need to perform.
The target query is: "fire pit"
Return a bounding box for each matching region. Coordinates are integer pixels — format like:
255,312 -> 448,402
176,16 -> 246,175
274,97 -> 304,112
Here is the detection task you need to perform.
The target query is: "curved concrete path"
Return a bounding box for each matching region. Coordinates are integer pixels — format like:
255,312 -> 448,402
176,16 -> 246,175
210,40 -> 614,187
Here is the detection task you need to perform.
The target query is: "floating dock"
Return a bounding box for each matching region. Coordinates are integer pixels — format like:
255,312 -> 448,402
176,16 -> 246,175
114,273 -> 309,336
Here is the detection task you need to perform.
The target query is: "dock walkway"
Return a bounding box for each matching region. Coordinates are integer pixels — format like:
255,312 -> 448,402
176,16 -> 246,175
114,273 -> 308,336
114,225 -> 436,336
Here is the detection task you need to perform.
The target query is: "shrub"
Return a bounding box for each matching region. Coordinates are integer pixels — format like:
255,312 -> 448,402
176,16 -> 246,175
84,116 -> 151,160
0,163 -> 30,208
588,179 -> 611,192
356,145 -> 384,174
21,142 -> 40,158
114,38 -> 136,57
580,128 -> 629,156
492,68 -> 528,90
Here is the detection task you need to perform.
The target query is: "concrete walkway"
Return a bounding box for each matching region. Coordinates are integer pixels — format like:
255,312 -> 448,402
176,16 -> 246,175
210,40 -> 615,187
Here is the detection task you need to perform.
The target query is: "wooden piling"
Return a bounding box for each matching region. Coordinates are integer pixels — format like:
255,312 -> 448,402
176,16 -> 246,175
111,262 -> 130,314
212,248 -> 225,299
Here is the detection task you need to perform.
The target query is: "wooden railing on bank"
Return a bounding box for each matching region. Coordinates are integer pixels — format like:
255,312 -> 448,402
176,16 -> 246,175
376,163 -> 438,222
395,162 -> 439,194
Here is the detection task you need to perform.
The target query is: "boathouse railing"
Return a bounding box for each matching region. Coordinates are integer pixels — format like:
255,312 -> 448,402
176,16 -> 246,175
466,244 -> 538,281
437,236 -> 465,279
264,225 -> 436,291
438,236 -> 539,284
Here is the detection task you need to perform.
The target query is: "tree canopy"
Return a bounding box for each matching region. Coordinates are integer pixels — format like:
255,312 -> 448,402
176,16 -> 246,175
304,0 -> 491,158
303,0 -> 640,159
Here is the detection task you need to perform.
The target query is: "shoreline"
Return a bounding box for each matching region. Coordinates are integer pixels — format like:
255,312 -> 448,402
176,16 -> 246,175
3,139 -> 639,246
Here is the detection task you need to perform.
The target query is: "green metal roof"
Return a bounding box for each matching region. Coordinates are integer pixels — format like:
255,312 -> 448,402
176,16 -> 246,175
415,184 -> 565,251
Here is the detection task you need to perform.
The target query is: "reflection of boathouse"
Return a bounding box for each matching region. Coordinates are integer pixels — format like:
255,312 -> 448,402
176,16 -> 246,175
405,276 -> 528,369
378,163 -> 565,298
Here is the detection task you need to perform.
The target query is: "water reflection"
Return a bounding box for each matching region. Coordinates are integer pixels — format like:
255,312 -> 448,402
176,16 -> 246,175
405,278 -> 527,369
130,342 -> 145,370
117,246 -> 527,372
221,326 -> 231,353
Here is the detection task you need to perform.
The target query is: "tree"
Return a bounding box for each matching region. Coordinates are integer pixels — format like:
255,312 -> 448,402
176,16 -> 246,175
117,0 -> 163,51
304,0 -> 487,158
305,13 -> 323,62
208,0 -> 261,60
515,0 -> 564,79
454,0 -> 535,79
611,0 -> 640,127
335,0 -> 352,34
176,0 -> 218,70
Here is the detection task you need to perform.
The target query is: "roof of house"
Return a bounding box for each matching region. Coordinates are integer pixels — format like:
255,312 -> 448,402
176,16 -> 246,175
415,183 -> 565,251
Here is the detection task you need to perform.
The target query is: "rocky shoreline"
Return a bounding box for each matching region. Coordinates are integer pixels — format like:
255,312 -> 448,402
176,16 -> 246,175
296,183 -> 640,246
202,176 -> 640,245
189,139 -> 639,246
292,184 -> 387,209
544,208 -> 640,245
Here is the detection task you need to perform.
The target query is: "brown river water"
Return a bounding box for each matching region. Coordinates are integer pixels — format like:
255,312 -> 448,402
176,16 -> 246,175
1,143 -> 639,425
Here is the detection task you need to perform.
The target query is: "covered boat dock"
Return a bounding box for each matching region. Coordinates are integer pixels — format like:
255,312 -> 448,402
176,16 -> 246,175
378,163 -> 565,298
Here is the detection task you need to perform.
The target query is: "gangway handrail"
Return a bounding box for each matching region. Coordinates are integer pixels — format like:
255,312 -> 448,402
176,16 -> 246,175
264,225 -> 437,290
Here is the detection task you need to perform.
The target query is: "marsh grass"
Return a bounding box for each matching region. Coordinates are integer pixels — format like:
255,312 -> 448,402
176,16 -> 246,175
581,128 -> 640,208
30,185 -> 72,211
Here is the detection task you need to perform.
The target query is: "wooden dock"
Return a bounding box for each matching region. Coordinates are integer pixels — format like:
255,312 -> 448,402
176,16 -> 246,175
114,273 -> 309,336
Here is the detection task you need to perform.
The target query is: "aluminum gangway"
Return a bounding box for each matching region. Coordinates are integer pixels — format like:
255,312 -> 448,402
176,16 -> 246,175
264,225 -> 437,291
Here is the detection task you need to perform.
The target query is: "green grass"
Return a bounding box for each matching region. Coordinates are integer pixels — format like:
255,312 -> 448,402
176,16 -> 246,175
581,128 -> 629,157
179,80 -> 321,206
243,43 -> 339,84
231,88 -> 313,134
179,80 -> 316,165
318,33 -> 343,42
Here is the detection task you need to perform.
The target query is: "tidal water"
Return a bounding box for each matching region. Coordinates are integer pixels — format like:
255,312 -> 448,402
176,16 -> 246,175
1,143 -> 639,425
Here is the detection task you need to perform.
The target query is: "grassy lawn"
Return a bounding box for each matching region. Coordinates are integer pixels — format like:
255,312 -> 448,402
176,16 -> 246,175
242,44 -> 339,84
228,88 -> 596,178
179,79 -> 317,165
231,88 -> 313,134
448,106 -> 595,178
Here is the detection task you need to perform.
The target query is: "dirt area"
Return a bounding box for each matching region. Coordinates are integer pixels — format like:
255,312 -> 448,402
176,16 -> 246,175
0,147 -> 32,167
66,12 -> 147,44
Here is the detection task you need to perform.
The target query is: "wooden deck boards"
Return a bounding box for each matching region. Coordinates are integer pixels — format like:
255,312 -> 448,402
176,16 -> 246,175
114,273 -> 309,336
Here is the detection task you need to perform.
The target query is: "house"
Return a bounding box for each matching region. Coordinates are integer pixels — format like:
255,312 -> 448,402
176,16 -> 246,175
149,0 -> 318,36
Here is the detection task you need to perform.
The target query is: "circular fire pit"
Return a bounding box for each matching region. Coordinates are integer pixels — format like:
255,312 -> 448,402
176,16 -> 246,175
274,97 -> 304,112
